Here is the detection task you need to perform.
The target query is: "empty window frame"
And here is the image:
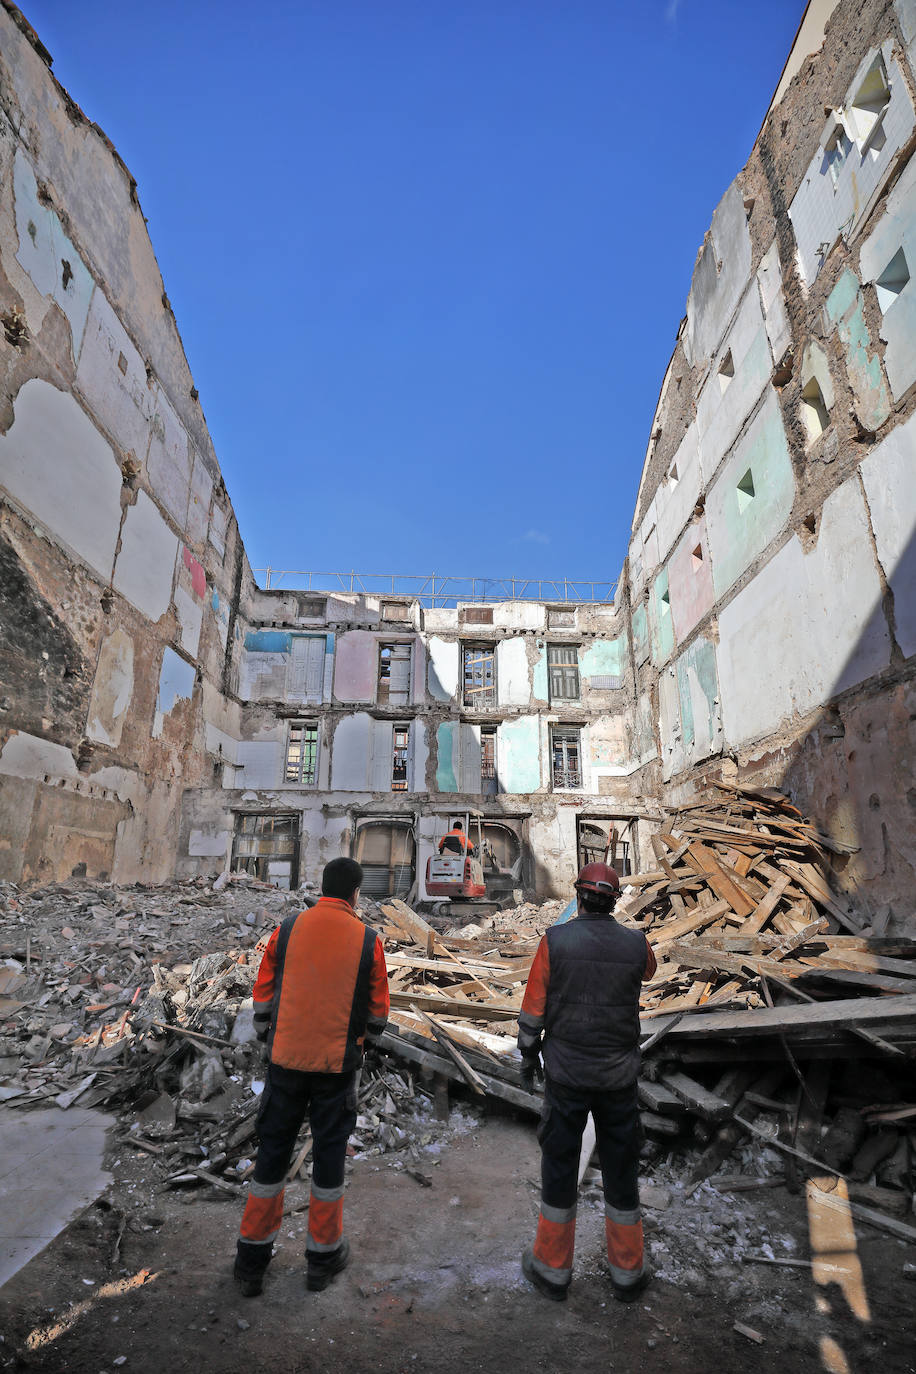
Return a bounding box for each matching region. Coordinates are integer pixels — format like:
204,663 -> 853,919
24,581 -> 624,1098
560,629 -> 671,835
285,721 -> 319,785
480,725 -> 498,793
391,723 -> 410,791
847,55 -> 891,153
551,727 -> 582,789
378,642 -> 412,706
231,813 -> 300,888
463,643 -> 496,707
547,644 -> 580,702
576,817 -> 634,877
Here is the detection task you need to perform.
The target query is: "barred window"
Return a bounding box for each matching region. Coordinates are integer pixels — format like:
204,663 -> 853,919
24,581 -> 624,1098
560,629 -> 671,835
551,727 -> 582,790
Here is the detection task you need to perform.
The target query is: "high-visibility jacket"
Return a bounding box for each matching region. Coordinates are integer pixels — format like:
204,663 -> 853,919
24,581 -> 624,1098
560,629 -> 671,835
252,896 -> 389,1074
518,912 -> 656,1090
438,829 -> 473,854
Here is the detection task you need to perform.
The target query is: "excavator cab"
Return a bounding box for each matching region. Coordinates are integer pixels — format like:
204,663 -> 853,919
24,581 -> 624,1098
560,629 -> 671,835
425,811 -> 487,904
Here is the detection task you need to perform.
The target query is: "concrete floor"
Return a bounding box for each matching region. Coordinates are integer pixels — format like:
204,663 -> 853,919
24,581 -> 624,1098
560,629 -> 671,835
0,1106 -> 114,1289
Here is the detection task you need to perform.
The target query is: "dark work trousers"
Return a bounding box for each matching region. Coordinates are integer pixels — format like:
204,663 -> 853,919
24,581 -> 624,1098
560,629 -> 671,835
529,1077 -> 643,1292
539,1078 -> 640,1211
236,1064 -> 358,1278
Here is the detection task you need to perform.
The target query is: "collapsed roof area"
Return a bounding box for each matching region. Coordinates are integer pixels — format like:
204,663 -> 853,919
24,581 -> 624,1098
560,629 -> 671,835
0,0 -> 914,931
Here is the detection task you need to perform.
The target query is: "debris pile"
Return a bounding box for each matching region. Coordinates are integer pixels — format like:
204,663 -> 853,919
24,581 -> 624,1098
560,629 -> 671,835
608,783 -> 916,1234
0,783 -> 913,1236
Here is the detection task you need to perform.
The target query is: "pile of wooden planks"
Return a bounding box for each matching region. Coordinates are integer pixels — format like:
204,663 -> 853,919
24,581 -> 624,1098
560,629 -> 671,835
372,898 -> 541,1112
616,781 -> 916,1034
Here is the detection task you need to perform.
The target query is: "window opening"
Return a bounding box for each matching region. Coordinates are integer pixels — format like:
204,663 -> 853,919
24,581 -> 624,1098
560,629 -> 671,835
668,463 -> 679,489
875,247 -> 910,313
391,724 -> 410,791
378,642 -> 411,706
736,468 -> 756,514
801,377 -> 830,440
825,126 -> 852,187
480,725 -> 498,795
231,813 -> 300,888
552,727 -> 582,789
659,588 -> 671,616
576,818 -> 634,877
848,55 -> 891,152
718,350 -> 735,395
285,721 -> 318,785
463,644 -> 496,707
547,644 -> 580,702
548,608 -> 576,628
381,601 -> 411,621
691,543 -> 704,570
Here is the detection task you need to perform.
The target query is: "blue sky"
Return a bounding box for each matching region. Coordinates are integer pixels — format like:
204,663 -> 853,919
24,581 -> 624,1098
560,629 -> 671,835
25,0 -> 806,591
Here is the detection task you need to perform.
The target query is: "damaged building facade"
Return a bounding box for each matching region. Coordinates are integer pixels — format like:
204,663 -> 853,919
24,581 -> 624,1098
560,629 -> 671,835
180,586 -> 646,900
0,0 -> 914,917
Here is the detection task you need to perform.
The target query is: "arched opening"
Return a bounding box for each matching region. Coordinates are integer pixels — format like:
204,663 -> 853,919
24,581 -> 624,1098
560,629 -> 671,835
354,819 -> 416,900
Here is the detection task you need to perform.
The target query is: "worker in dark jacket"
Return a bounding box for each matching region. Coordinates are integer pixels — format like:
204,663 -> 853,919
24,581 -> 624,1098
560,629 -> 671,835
518,862 -> 656,1303
234,856 -> 389,1296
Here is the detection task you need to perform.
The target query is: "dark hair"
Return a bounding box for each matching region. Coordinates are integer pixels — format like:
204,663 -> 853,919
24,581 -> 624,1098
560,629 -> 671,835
322,856 -> 363,900
453,821 -> 463,830
579,889 -> 615,915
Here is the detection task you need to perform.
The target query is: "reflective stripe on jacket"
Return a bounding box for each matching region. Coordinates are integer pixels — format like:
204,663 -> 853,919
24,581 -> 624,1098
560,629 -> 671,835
252,896 -> 389,1073
520,913 -> 654,1090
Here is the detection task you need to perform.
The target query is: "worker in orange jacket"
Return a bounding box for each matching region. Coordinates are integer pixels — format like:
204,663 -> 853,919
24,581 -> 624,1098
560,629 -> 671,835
234,856 -> 389,1296
438,821 -> 475,855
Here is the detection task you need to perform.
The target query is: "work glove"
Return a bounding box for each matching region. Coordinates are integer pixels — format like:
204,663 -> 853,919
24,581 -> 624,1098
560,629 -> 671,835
520,1052 -> 544,1093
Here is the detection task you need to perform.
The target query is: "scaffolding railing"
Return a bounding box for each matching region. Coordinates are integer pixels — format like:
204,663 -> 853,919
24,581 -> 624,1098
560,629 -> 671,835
252,569 -> 617,606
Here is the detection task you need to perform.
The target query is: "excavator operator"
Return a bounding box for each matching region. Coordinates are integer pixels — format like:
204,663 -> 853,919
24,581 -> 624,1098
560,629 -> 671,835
438,821 -> 475,856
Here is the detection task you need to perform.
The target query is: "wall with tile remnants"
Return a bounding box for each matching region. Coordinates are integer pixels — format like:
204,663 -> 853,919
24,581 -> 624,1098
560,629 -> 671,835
623,0 -> 916,916
0,3 -> 247,884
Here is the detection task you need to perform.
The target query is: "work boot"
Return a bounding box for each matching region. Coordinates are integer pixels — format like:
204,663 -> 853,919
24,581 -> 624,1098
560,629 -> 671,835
306,1238 -> 350,1292
521,1247 -> 569,1302
610,1265 -> 651,1303
234,1241 -> 271,1297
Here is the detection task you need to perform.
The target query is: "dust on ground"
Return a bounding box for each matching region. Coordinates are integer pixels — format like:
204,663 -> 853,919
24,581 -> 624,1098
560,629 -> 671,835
1,1098 -> 914,1374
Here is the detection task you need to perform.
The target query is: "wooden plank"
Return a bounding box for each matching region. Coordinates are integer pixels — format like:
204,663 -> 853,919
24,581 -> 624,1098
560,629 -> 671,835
795,967 -> 916,996
640,992 -> 916,1040
660,1071 -> 732,1122
413,1007 -> 487,1095
377,1029 -> 540,1113
764,977 -> 910,1059
683,843 -> 755,917
389,991 -> 519,1021
743,872 -> 791,935
778,861 -> 860,932
664,940 -> 791,981
649,898 -> 730,946
638,1080 -> 686,1115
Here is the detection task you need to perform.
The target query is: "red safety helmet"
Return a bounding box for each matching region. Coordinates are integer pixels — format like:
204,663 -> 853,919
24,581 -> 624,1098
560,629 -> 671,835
574,861 -> 621,898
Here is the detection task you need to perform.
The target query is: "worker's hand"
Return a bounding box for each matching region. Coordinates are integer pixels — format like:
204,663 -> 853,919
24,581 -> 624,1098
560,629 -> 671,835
520,1052 -> 543,1093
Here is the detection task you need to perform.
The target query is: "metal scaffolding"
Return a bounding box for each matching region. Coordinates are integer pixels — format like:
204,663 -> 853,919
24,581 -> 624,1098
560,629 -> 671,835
252,569 -> 617,606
